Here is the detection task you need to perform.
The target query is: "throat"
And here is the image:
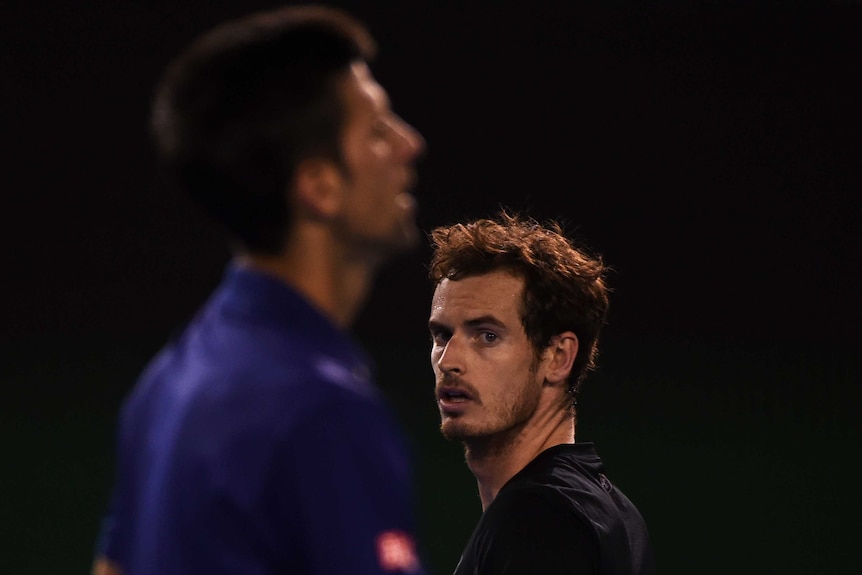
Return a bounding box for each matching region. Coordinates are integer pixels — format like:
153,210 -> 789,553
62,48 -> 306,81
462,429 -> 527,510
463,416 -> 575,510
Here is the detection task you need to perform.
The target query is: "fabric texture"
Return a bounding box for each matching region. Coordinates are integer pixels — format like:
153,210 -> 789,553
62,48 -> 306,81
454,443 -> 654,575
98,264 -> 425,575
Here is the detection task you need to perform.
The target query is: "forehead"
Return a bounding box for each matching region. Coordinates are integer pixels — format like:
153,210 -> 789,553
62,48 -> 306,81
338,61 -> 388,122
430,270 -> 524,323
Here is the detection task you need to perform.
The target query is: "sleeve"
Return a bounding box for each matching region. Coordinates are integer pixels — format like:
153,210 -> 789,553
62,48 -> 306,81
474,489 -> 600,575
277,389 -> 426,575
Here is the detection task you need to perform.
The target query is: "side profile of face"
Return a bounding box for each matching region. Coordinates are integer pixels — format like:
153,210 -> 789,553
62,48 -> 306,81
429,270 -> 549,443
333,61 -> 425,258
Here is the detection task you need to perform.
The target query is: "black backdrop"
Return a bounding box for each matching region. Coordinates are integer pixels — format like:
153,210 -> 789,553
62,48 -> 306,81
3,1 -> 860,573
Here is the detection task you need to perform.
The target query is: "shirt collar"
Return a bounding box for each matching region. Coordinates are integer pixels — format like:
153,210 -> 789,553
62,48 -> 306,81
215,262 -> 371,368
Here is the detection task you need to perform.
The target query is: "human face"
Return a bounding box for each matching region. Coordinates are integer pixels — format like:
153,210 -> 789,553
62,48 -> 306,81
334,61 -> 425,258
429,271 -> 545,443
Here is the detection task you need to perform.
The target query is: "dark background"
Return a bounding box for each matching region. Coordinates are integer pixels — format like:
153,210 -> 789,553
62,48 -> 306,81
3,1 -> 860,573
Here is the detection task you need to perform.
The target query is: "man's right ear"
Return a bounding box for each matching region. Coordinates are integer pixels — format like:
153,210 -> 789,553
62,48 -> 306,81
291,158 -> 345,220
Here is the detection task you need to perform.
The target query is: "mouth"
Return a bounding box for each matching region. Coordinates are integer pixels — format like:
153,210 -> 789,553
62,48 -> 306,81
437,386 -> 475,413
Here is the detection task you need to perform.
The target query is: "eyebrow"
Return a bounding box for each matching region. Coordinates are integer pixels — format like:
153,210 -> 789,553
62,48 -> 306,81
464,315 -> 507,329
428,315 -> 507,331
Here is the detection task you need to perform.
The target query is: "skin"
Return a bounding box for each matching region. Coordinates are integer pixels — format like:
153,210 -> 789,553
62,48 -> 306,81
241,60 -> 424,328
429,270 -> 578,509
333,61 -> 425,259
91,557 -> 121,575
92,61 -> 424,575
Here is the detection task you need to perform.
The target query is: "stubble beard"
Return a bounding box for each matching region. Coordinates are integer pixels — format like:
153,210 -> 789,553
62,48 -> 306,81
370,191 -> 419,256
439,371 -> 542,460
340,215 -> 418,269
393,192 -> 419,249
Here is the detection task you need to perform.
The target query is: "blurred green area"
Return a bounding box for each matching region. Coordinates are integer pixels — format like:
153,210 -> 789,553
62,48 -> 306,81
2,333 -> 859,574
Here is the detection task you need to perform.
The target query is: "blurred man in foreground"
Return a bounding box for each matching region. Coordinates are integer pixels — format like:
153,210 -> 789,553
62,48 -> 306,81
93,6 -> 426,574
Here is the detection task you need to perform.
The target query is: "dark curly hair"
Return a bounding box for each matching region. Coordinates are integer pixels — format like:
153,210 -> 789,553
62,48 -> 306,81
151,6 -> 377,254
429,211 -> 610,401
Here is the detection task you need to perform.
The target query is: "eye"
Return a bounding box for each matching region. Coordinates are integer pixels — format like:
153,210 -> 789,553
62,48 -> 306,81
429,327 -> 451,346
480,332 -> 498,344
371,117 -> 391,138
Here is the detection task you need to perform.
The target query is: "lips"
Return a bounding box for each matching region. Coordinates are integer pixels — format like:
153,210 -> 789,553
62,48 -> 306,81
437,385 -> 476,412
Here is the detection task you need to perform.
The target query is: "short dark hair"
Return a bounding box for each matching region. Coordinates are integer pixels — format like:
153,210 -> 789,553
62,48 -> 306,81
429,211 -> 610,398
151,6 -> 377,254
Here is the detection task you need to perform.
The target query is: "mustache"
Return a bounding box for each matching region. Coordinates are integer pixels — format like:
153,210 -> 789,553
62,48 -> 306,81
435,375 -> 480,400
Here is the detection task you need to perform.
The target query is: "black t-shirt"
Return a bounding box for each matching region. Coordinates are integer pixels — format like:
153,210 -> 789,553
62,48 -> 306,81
453,444 -> 654,575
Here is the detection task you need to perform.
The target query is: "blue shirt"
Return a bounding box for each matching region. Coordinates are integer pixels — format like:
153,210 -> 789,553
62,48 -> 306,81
99,264 -> 425,574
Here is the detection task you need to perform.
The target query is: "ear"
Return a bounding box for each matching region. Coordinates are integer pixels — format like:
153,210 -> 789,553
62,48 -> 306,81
542,331 -> 578,386
291,158 -> 345,220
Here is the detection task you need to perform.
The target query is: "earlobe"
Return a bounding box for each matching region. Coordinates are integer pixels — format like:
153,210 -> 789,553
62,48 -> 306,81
544,332 -> 578,385
292,158 -> 344,220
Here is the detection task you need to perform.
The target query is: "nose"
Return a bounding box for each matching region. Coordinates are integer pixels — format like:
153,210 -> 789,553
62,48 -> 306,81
435,337 -> 464,376
393,116 -> 425,162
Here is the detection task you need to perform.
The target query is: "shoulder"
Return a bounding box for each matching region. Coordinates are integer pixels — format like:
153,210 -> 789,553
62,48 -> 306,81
136,294 -> 379,402
486,481 -> 597,535
508,445 -> 628,524
119,309 -> 392,458
459,484 -> 600,575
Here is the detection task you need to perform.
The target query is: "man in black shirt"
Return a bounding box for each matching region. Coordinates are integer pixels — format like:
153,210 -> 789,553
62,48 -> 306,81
428,212 -> 655,575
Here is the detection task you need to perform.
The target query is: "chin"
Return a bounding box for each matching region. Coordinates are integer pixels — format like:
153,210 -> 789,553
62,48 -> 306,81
381,221 -> 420,255
396,224 -> 420,251
393,211 -> 419,242
352,225 -> 417,263
439,418 -> 481,442
440,426 -> 466,442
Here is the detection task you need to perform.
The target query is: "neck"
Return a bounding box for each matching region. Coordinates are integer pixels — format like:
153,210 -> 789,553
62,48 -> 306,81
236,222 -> 377,329
466,406 -> 574,510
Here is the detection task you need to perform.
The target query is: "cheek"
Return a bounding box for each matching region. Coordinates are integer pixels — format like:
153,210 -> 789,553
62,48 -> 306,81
501,359 -> 538,395
354,146 -> 387,173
